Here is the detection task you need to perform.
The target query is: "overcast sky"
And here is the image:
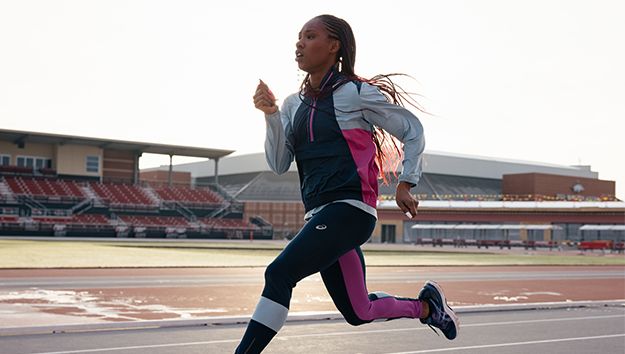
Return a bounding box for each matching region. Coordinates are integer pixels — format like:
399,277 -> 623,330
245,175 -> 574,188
1,0 -> 623,199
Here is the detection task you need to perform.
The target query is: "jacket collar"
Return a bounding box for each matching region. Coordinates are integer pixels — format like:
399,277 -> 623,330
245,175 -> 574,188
303,65 -> 344,98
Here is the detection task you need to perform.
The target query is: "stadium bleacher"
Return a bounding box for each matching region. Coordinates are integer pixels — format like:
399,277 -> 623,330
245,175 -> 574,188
31,216 -> 72,224
153,185 -> 223,205
118,215 -> 192,228
89,182 -> 155,206
377,173 -> 502,201
0,215 -> 18,223
0,173 -> 268,239
4,176 -> 85,199
70,214 -> 110,225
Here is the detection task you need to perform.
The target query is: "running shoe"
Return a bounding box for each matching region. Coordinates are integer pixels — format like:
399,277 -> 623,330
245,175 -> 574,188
418,280 -> 459,340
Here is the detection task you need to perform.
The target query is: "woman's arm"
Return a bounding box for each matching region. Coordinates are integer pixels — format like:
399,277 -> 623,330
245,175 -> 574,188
264,106 -> 295,175
360,83 -> 426,217
253,80 -> 295,174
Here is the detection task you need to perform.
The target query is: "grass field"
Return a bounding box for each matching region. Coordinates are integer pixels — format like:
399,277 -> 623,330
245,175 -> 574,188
0,238 -> 623,268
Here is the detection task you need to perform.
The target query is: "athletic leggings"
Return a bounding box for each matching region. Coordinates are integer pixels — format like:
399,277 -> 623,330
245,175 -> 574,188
235,203 -> 423,353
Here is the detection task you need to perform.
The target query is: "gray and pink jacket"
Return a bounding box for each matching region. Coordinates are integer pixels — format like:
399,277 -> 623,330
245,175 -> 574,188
264,67 -> 425,217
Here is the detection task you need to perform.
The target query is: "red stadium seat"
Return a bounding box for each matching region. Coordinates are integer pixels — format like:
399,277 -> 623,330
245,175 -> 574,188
0,215 -> 19,223
3,176 -> 85,198
90,182 -> 156,207
153,186 -> 224,205
118,215 -> 191,228
71,214 -> 110,225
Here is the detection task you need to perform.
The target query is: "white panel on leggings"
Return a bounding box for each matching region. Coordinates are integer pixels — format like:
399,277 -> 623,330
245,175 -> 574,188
251,296 -> 289,332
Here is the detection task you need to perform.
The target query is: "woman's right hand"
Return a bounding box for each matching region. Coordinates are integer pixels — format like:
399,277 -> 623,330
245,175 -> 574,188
253,79 -> 278,115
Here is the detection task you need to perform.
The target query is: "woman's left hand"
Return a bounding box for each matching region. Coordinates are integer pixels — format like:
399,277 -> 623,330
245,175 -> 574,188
396,181 -> 418,218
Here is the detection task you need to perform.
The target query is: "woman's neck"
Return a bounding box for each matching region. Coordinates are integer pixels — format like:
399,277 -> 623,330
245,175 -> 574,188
308,64 -> 336,90
308,74 -> 323,90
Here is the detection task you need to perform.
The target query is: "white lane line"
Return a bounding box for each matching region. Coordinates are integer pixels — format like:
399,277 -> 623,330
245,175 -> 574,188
273,314 -> 625,340
24,314 -> 625,354
19,340 -> 232,354
453,314 -> 625,328
385,334 -> 625,354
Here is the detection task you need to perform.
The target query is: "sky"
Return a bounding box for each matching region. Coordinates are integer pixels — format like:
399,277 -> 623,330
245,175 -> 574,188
0,0 -> 623,199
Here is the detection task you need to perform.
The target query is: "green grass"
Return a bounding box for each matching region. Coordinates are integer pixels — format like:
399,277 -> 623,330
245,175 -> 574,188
0,239 -> 623,268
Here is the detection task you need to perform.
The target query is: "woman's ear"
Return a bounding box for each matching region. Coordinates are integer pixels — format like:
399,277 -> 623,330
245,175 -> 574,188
329,39 -> 341,55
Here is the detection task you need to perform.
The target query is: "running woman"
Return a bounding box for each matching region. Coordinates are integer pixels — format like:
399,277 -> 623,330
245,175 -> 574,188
237,14 -> 458,353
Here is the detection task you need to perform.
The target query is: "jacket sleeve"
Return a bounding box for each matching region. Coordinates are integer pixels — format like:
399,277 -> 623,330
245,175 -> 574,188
264,95 -> 295,175
360,83 -> 425,187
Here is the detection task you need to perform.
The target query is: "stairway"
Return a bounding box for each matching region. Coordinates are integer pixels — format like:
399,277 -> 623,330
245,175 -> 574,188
142,185 -> 162,205
81,185 -> 105,207
0,179 -> 16,203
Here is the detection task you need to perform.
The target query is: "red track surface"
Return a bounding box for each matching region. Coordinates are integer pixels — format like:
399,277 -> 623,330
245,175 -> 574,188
1,266 -> 623,327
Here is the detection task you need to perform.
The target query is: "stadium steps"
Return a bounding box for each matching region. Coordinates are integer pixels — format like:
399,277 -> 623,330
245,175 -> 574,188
0,178 -> 16,203
81,186 -> 106,207
142,186 -> 163,205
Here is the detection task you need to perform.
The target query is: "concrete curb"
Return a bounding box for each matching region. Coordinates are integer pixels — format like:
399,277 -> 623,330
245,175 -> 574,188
1,300 -> 623,337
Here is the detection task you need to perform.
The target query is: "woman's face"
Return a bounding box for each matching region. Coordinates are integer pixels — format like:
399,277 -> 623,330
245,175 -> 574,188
295,18 -> 339,74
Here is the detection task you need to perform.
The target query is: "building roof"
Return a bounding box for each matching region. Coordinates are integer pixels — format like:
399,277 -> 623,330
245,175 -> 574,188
197,171 -> 303,201
197,171 -> 502,201
0,128 -> 234,159
155,151 -> 598,180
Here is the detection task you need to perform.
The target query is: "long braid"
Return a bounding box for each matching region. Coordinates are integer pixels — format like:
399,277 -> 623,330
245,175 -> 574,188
301,14 -> 427,184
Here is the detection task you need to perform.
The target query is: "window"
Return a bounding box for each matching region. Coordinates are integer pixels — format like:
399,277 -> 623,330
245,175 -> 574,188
17,157 -> 28,167
17,156 -> 34,167
86,155 -> 99,173
16,156 -> 51,169
0,155 -> 9,166
381,224 -> 396,243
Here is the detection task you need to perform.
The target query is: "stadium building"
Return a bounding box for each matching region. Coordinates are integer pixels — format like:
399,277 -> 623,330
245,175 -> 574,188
144,151 -> 624,248
0,129 -> 271,239
1,128 -> 623,249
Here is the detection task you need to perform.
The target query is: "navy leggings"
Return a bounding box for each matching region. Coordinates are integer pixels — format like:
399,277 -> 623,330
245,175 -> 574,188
235,203 -> 422,353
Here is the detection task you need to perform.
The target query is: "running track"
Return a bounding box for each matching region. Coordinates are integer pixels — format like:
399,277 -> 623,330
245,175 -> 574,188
1,306 -> 623,354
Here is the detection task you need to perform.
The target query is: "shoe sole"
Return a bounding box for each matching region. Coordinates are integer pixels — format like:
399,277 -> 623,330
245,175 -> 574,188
425,280 -> 460,340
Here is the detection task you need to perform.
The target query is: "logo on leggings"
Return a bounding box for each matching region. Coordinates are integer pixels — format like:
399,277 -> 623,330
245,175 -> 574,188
315,224 -> 327,230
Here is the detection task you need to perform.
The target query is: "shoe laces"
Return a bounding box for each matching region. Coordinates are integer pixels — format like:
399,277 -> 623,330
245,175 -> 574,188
429,302 -> 452,330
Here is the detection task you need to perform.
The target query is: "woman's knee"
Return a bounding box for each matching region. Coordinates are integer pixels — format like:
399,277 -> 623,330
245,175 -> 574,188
264,259 -> 288,285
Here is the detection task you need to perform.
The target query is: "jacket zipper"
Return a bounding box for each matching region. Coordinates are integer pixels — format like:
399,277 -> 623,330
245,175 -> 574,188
309,98 -> 317,142
307,71 -> 334,143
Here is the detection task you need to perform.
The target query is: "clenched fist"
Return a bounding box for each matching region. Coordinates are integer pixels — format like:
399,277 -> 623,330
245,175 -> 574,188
253,79 -> 278,115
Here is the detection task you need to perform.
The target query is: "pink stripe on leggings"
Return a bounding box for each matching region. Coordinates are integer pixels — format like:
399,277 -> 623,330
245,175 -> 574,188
338,249 -> 421,321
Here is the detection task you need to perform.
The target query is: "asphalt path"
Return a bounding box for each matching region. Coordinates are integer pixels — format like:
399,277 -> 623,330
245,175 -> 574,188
1,305 -> 623,354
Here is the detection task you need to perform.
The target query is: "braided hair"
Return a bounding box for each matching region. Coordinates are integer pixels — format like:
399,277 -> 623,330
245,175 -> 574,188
300,14 -> 426,184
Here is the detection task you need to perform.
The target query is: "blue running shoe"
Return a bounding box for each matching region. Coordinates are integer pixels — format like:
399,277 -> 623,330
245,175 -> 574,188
418,280 -> 459,340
